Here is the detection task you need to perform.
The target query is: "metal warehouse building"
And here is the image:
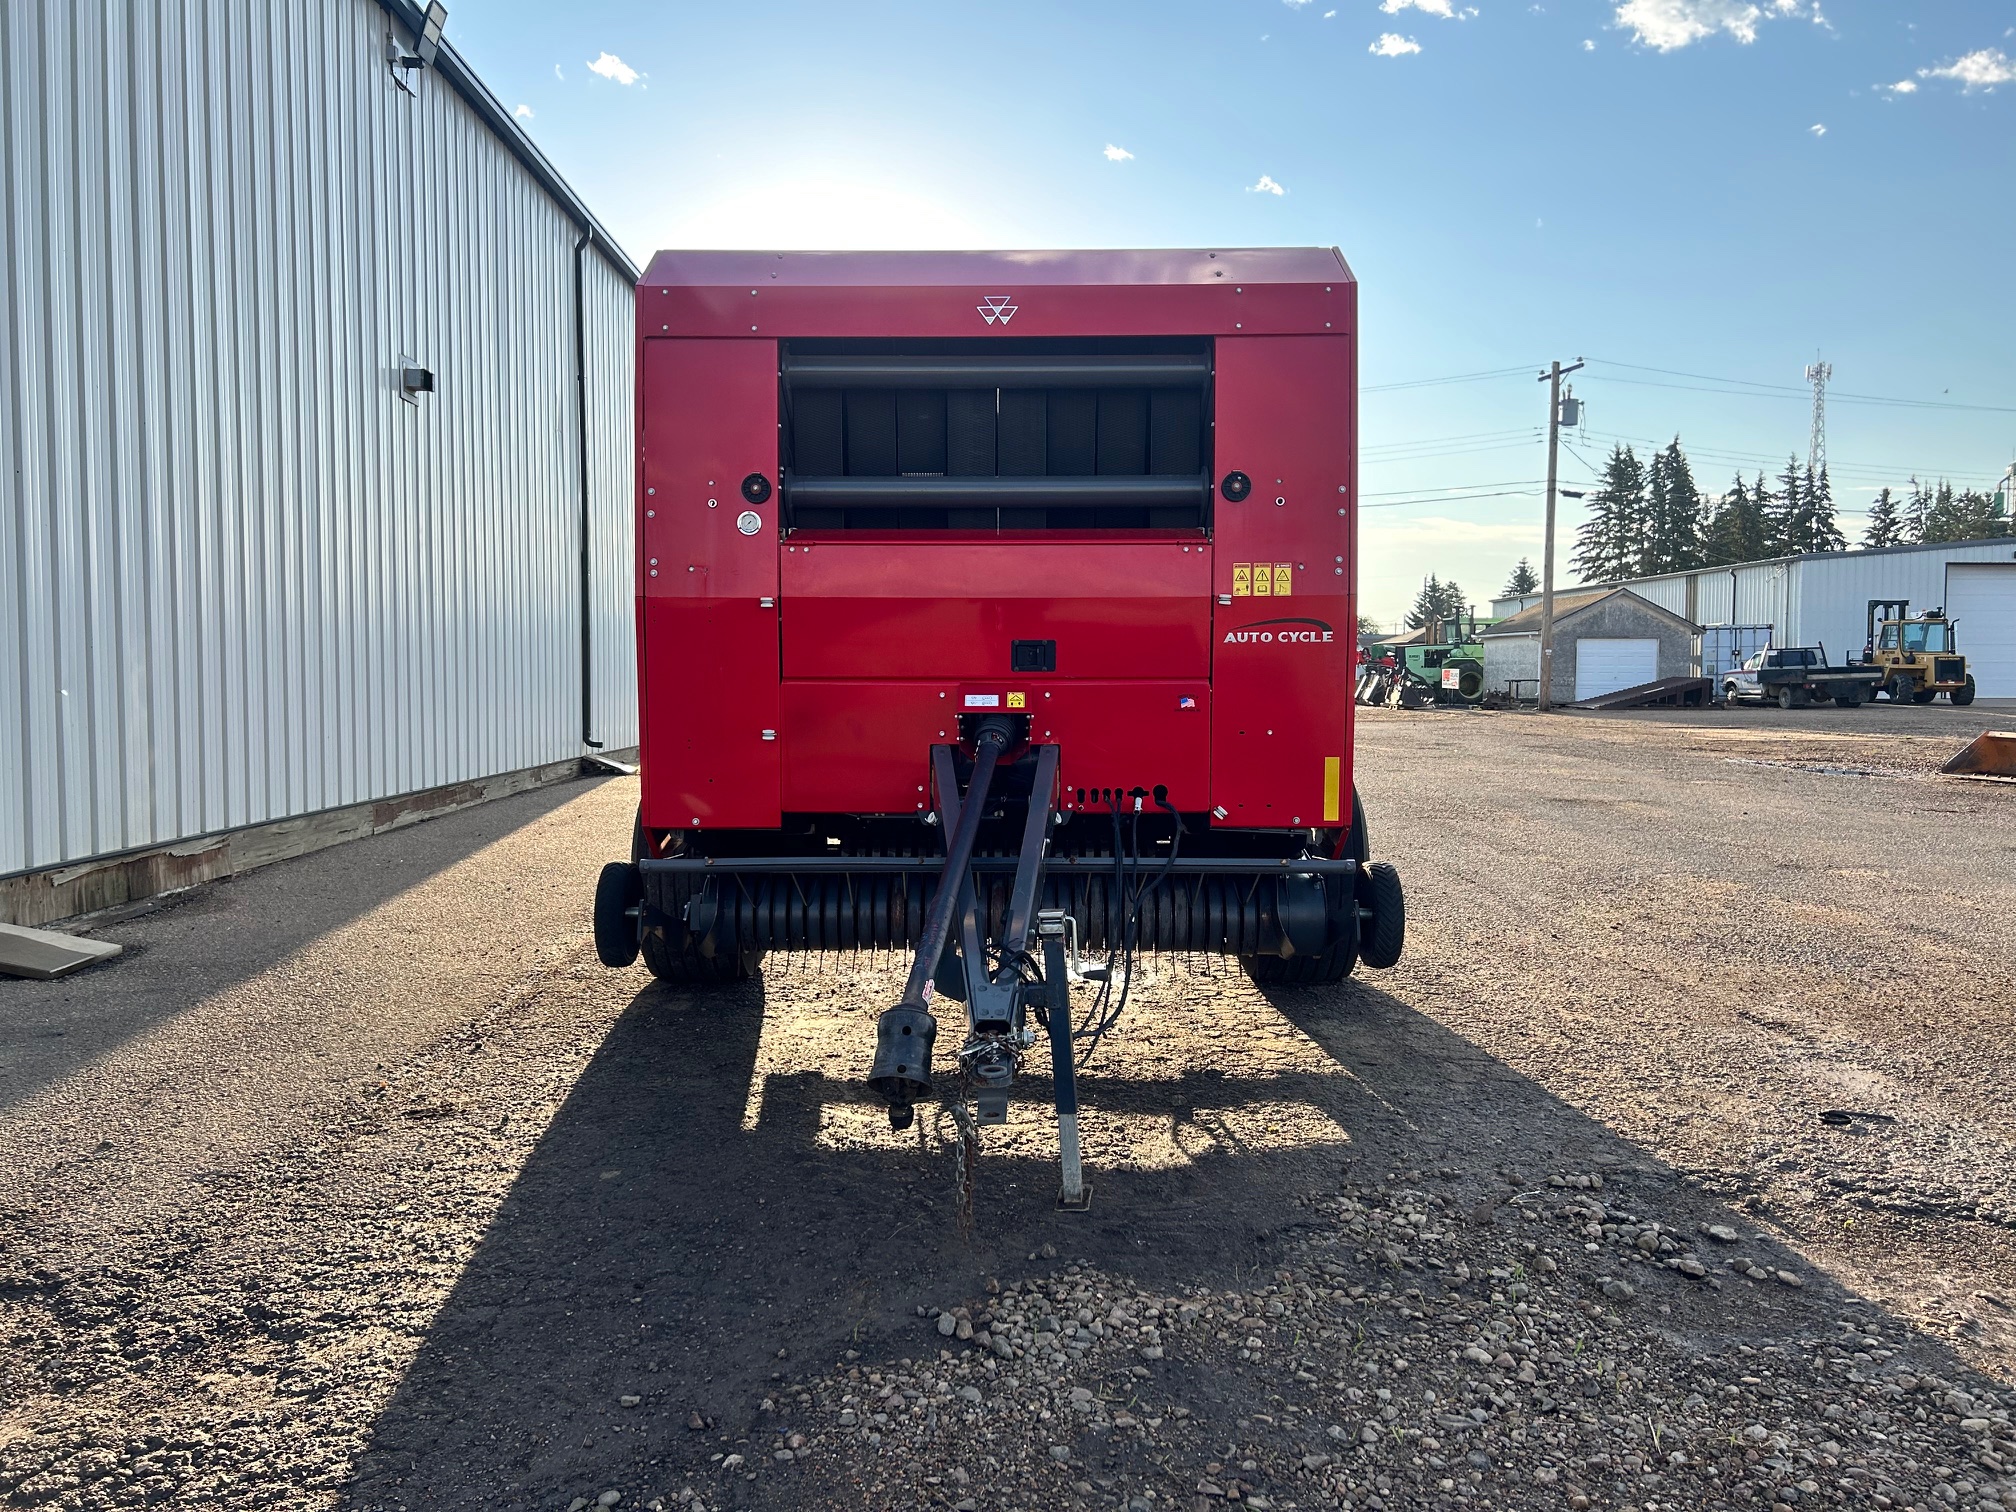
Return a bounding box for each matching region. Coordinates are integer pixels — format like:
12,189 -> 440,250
1,0 -> 638,924
1492,538 -> 2016,700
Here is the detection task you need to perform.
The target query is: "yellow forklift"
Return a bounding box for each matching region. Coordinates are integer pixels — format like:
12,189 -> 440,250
1862,600 -> 1977,705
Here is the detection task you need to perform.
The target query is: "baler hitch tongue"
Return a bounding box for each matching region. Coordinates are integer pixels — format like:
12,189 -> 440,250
866,717 -> 1014,1128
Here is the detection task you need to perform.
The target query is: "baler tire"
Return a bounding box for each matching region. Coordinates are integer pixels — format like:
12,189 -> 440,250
1245,937 -> 1357,986
593,862 -> 643,969
640,931 -> 762,986
1357,861 -> 1406,970
1345,788 -> 1371,865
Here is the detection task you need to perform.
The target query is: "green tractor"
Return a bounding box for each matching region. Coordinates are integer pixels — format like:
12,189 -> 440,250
1394,611 -> 1495,707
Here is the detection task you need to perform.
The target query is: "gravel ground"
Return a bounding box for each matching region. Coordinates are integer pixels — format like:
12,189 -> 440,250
0,704 -> 2011,1512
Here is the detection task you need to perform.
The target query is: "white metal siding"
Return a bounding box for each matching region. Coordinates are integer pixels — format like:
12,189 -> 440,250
0,0 -> 635,878
1945,564 -> 2016,698
1797,542 -> 2016,667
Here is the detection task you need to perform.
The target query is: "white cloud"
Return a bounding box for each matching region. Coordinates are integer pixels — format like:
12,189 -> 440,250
1283,0 -> 1313,7
513,103 -> 533,119
1808,121 -> 1826,135
586,51 -> 640,85
1369,31 -> 1423,54
1918,48 -> 2016,90
1248,174 -> 1288,195
1881,77 -> 1917,94
1103,143 -> 1134,162
553,63 -> 564,81
1614,0 -> 1812,51
1583,37 -> 1596,48
1382,0 -> 1456,15
1324,7 -> 1337,14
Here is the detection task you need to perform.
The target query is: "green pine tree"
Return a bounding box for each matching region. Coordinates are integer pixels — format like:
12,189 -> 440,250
1861,487 -> 1904,549
1571,445 -> 1645,583
1704,474 -> 1765,566
1767,456 -> 1805,555
1501,557 -> 1540,597
1650,438 -> 1705,572
1804,464 -> 1844,553
1903,476 -> 1930,543
1404,575 -> 1445,631
1923,483 -> 2013,543
1436,580 -> 1469,624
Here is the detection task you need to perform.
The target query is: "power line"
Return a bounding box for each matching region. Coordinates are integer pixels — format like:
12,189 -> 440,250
1360,425 -> 1542,452
1362,364 -> 1539,394
1586,358 -> 2016,415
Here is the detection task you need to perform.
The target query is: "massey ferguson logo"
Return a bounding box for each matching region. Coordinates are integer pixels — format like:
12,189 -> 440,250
977,294 -> 1018,326
1223,616 -> 1336,646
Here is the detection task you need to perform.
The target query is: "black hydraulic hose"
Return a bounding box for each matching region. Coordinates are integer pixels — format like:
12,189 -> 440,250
898,725 -> 1010,1009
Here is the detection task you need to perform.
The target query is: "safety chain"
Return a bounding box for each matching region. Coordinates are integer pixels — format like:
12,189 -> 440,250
945,1092 -> 981,1238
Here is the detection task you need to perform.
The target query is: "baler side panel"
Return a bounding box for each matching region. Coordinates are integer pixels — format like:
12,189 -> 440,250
639,339 -> 783,829
1209,336 -> 1355,828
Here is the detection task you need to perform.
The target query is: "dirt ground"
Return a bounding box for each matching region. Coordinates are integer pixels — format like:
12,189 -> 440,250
1,703 -> 2013,1512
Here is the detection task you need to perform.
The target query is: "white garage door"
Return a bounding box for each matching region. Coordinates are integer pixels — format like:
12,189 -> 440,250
1574,637 -> 1659,701
1947,563 -> 2016,698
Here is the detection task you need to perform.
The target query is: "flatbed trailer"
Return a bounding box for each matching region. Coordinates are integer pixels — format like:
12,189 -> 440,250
1721,646 -> 1881,709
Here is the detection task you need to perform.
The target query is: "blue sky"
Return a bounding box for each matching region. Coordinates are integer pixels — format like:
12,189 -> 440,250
449,0 -> 2016,625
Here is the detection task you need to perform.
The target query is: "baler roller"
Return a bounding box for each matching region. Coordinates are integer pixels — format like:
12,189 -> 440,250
641,864 -> 1342,960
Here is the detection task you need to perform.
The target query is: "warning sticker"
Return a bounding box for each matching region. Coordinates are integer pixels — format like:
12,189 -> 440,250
963,693 -> 1001,708
1273,563 -> 1293,596
1252,565 -> 1272,597
1231,563 -> 1251,597
1006,691 -> 1026,709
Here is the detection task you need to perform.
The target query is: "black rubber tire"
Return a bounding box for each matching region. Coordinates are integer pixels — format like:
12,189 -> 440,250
1722,684 -> 1742,706
1952,677 -> 1977,707
1357,861 -> 1406,970
593,862 -> 642,968
1246,932 -> 1358,985
640,931 -> 761,985
1776,686 -> 1796,711
1886,676 -> 1912,704
1344,787 -> 1371,864
630,807 -> 765,985
1911,688 -> 1937,705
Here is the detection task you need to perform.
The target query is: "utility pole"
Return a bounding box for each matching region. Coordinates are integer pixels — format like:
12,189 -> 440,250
1536,357 -> 1584,711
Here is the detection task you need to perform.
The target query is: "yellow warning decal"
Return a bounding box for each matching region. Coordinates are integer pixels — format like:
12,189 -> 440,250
1274,563 -> 1294,596
1231,563 -> 1251,597
1252,565 -> 1272,597
1323,756 -> 1341,823
1006,691 -> 1026,709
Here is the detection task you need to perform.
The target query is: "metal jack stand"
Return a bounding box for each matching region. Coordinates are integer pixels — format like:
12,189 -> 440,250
1038,909 -> 1091,1211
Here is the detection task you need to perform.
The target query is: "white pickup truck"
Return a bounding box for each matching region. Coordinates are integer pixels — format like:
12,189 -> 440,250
1721,645 -> 1884,709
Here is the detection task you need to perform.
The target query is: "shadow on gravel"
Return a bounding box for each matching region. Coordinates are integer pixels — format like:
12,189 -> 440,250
0,779 -> 595,1115
344,969 -> 2002,1511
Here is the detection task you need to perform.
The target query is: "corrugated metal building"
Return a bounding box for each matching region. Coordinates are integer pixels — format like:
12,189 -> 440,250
1,0 -> 639,914
1492,538 -> 2016,698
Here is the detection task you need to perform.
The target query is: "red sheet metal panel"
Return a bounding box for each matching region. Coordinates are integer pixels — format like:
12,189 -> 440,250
1208,334 -> 1357,828
780,536 -> 1211,681
638,248 -> 1353,341
638,339 -> 781,829
780,681 -> 1210,815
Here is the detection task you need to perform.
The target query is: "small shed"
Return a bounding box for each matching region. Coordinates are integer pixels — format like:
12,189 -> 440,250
1482,588 -> 1700,704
